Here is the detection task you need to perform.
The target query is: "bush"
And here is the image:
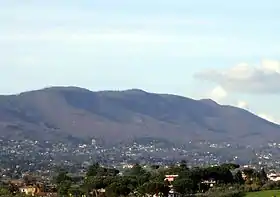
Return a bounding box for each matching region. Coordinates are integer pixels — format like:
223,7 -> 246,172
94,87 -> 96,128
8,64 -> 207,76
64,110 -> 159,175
205,190 -> 245,197
204,186 -> 245,197
261,181 -> 277,190
243,183 -> 261,192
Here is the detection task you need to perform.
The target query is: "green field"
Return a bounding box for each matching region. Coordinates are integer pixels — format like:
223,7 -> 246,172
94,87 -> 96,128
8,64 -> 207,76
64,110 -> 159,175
246,190 -> 280,197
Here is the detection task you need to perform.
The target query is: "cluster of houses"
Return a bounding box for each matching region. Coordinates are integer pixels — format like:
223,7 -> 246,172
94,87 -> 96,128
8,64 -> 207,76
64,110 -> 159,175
4,179 -> 57,197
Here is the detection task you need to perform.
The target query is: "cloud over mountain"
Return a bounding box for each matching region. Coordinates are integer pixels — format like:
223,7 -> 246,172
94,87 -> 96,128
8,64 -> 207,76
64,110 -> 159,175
237,100 -> 249,109
234,100 -> 279,124
195,59 -> 280,94
209,86 -> 228,101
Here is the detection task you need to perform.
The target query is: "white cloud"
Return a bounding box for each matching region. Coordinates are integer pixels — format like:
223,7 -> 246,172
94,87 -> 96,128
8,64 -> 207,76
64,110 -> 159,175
237,100 -> 249,109
257,113 -> 279,124
194,59 -> 280,94
234,100 -> 279,124
209,86 -> 228,102
0,29 -> 226,45
262,59 -> 280,73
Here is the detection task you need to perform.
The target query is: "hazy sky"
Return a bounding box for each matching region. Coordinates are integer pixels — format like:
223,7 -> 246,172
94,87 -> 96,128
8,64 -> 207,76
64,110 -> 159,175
1,0 -> 280,123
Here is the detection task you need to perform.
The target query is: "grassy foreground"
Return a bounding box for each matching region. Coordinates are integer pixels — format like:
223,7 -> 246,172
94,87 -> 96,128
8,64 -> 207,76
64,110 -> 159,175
246,190 -> 280,196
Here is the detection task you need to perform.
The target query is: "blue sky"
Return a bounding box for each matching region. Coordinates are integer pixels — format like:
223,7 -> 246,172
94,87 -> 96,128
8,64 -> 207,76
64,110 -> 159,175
1,0 -> 280,122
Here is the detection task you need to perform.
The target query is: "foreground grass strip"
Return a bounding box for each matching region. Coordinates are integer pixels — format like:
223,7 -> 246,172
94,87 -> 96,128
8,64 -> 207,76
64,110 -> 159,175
246,190 -> 280,197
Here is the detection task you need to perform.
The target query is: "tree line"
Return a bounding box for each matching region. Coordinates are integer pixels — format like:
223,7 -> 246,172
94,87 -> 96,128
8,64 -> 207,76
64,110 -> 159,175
1,161 -> 278,197
54,161 -> 269,197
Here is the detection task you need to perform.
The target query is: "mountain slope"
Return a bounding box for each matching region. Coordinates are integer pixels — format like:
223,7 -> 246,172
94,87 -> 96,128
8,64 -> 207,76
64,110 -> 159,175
0,87 -> 278,146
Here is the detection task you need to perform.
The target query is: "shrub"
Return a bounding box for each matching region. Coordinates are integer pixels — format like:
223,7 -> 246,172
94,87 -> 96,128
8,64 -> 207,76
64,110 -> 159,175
205,186 -> 245,197
261,181 -> 277,190
205,190 -> 245,197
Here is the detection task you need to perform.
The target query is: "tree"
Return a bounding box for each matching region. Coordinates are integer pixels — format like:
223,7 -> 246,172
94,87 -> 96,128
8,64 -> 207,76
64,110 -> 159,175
234,170 -> 245,185
8,183 -> 19,195
69,186 -> 84,197
138,182 -> 164,196
86,163 -> 119,178
179,160 -> 188,170
188,167 -> 204,185
0,187 -> 11,196
58,180 -> 71,197
55,170 -> 72,185
151,165 -> 160,170
106,180 -> 132,197
160,181 -> 171,197
165,165 -> 182,175
124,164 -> 151,189
173,178 -> 196,195
128,164 -> 146,176
243,168 -> 255,180
107,168 -> 119,176
203,166 -> 234,184
220,163 -> 240,170
86,163 -> 100,177
83,176 -> 106,197
259,168 -> 268,183
219,167 -> 234,184
55,170 -> 72,197
23,174 -> 37,186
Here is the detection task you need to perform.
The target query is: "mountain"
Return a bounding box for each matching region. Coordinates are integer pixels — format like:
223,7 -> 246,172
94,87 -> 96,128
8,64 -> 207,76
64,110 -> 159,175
0,86 -> 279,146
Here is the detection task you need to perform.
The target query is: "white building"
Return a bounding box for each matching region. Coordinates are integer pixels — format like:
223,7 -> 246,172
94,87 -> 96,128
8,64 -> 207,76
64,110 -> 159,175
268,173 -> 280,182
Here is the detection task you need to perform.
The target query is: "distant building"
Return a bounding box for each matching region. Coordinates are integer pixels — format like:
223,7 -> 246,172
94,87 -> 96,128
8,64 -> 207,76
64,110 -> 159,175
9,179 -> 25,186
122,164 -> 134,169
19,186 -> 40,196
164,175 -> 180,197
201,180 -> 216,188
164,175 -> 178,182
268,173 -> 280,182
241,171 -> 247,180
167,188 -> 180,197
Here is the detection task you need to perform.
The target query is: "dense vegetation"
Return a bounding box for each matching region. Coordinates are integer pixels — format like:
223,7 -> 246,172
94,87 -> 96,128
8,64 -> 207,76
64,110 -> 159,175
53,162 -> 267,197
2,161 -> 280,197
